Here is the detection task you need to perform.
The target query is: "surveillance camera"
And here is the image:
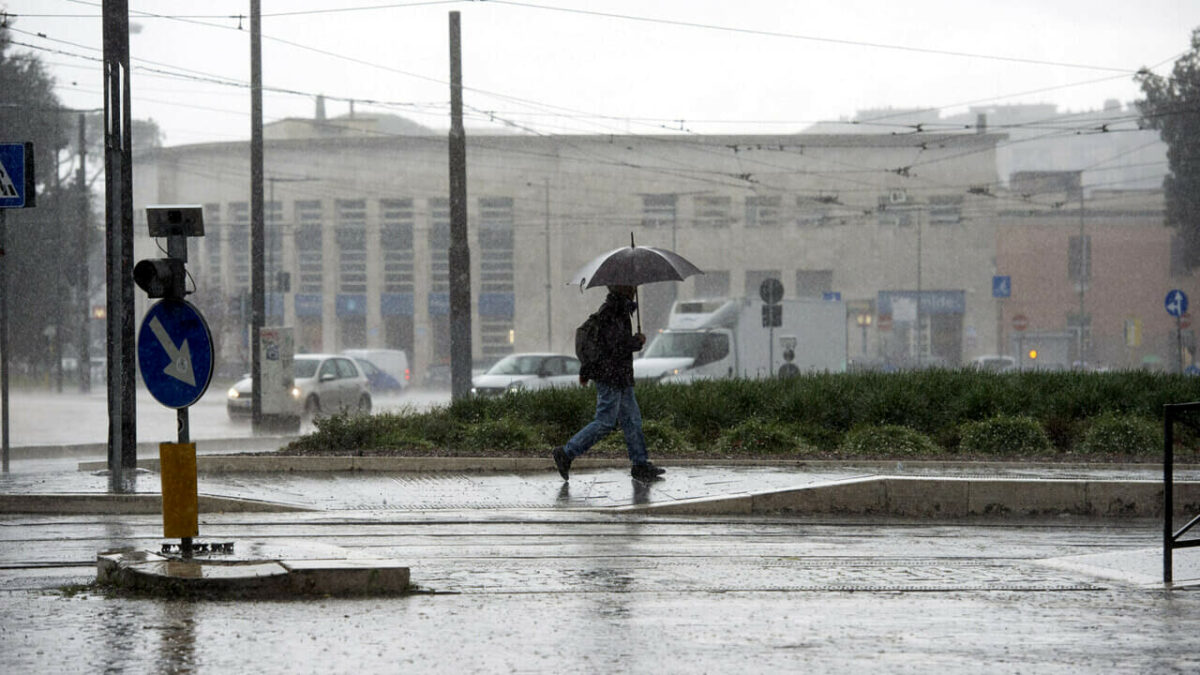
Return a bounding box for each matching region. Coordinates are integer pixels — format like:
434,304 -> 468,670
146,205 -> 204,237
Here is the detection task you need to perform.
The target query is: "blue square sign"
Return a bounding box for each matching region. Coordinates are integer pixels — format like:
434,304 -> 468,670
0,143 -> 34,209
992,275 -> 1011,299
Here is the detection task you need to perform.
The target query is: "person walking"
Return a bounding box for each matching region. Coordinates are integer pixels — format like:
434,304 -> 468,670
552,285 -> 665,482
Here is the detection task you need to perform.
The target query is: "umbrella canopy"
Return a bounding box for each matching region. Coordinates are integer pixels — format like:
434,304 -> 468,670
571,245 -> 703,289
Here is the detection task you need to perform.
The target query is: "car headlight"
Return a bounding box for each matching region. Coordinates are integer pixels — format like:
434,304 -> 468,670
507,381 -> 524,391
291,386 -> 302,400
228,388 -> 240,399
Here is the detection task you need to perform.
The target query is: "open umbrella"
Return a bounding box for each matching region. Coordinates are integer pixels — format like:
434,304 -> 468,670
571,235 -> 703,290
570,234 -> 703,331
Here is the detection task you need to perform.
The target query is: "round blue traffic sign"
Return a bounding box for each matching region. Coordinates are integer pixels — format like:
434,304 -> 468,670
137,299 -> 214,409
1166,289 -> 1189,318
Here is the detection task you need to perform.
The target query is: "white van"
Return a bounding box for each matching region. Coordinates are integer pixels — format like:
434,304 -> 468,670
342,349 -> 410,391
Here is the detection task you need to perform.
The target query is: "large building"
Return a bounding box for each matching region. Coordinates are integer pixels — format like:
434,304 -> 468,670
130,111 -> 1191,380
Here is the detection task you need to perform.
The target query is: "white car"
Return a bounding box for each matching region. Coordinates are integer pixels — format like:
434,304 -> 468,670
471,353 -> 581,397
227,353 -> 372,419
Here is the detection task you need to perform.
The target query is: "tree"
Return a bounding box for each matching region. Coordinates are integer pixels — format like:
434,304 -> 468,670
0,24 -> 84,383
1136,28 -> 1200,269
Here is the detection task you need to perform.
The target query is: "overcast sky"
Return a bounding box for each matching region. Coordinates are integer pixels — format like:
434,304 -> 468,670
4,0 -> 1200,146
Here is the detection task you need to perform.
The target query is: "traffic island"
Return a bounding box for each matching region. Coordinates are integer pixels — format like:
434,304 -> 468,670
96,546 -> 411,598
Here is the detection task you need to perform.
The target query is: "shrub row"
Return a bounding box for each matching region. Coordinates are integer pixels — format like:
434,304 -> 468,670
287,370 -> 1200,459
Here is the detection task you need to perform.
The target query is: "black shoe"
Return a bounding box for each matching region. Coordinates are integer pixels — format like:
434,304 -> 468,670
553,446 -> 572,481
631,463 -> 664,482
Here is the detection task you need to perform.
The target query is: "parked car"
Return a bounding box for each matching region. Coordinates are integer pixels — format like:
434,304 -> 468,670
342,349 -> 410,391
970,354 -> 1017,373
352,357 -> 405,393
471,353 -> 581,397
227,353 -> 371,420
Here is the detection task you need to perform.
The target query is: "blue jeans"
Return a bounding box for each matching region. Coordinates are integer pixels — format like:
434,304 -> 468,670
563,381 -> 648,465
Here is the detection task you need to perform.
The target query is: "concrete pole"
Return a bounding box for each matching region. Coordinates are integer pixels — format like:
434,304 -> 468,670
77,113 -> 90,394
250,0 -> 265,429
447,12 -> 473,401
103,0 -> 137,491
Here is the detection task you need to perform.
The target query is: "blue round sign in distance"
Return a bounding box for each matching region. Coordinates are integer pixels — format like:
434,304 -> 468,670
1166,289 -> 1189,318
137,299 -> 214,409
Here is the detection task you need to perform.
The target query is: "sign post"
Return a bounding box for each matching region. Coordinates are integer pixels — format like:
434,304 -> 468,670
135,206 -> 211,557
760,278 -> 784,376
1166,290 -> 1189,373
0,142 -> 35,474
993,275 -> 1011,357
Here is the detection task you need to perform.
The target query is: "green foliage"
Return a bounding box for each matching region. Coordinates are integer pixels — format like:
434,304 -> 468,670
459,418 -> 541,452
715,418 -> 809,455
1078,413 -> 1162,456
1137,28 -> 1200,269
839,425 -> 938,457
959,416 -> 1053,456
284,370 -> 1200,460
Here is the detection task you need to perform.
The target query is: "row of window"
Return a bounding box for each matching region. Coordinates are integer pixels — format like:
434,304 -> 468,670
643,193 -> 965,228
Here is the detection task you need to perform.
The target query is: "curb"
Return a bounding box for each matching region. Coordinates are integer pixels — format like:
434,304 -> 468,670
0,493 -> 312,514
622,476 -> 1200,518
74,455 -> 1200,474
96,549 -> 410,598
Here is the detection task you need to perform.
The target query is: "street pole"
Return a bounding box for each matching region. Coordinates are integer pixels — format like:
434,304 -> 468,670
447,11 -> 473,401
77,112 -> 90,394
103,0 -> 136,491
250,0 -> 265,430
1078,184 -> 1086,367
1,209 -> 8,473
543,178 -> 552,350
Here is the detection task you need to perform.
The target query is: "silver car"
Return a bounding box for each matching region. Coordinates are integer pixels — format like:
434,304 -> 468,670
227,353 -> 372,419
470,353 -> 581,397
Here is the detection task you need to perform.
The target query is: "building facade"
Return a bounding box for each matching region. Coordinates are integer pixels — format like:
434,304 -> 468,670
132,120 -> 1020,380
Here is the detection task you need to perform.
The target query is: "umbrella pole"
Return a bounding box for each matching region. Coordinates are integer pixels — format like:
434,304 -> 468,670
630,231 -> 642,333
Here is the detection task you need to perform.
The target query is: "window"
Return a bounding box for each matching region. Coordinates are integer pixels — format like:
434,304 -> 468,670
479,197 -> 515,359
695,270 -> 730,298
745,195 -> 781,227
795,270 -> 833,298
429,198 -> 450,293
929,195 -> 963,225
336,199 -> 367,294
1068,234 -> 1092,291
1171,233 -> 1190,277
380,198 -> 415,294
228,201 -> 250,292
295,200 -> 323,295
203,203 -> 221,286
694,195 -> 731,228
745,270 -> 782,298
641,194 -> 676,228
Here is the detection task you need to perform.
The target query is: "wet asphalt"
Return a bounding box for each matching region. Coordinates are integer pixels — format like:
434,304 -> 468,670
3,445 -> 1200,672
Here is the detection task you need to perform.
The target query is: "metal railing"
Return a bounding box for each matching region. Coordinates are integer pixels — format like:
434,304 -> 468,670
1163,402 -> 1200,585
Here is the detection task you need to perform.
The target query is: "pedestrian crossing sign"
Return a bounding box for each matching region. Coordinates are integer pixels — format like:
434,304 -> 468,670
0,143 -> 35,209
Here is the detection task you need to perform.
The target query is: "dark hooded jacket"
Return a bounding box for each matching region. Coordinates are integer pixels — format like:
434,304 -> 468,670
580,290 -> 643,387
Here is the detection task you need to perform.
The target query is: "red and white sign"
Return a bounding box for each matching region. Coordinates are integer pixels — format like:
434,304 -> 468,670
877,313 -> 893,332
1182,312 -> 1192,330
1012,314 -> 1029,332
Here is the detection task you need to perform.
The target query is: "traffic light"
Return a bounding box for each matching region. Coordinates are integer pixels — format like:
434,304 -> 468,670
133,258 -> 186,299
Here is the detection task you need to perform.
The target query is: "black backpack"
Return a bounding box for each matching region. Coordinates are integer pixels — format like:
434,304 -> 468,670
575,312 -> 603,372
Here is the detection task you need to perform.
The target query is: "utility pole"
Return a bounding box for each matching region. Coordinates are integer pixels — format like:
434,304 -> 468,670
249,0 -> 265,430
543,178 -> 552,350
77,113 -> 90,393
103,0 -> 136,491
1077,179 -> 1086,367
447,11 -> 473,401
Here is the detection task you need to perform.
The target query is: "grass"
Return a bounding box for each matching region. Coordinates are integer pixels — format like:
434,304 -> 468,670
281,370 -> 1200,462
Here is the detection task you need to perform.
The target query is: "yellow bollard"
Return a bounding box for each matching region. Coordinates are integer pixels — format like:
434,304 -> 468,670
160,443 -> 199,539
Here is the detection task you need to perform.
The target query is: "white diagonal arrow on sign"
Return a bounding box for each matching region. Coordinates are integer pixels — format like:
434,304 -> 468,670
149,316 -> 196,387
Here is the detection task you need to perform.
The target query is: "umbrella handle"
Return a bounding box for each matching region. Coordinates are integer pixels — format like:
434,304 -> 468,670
635,287 -> 642,334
